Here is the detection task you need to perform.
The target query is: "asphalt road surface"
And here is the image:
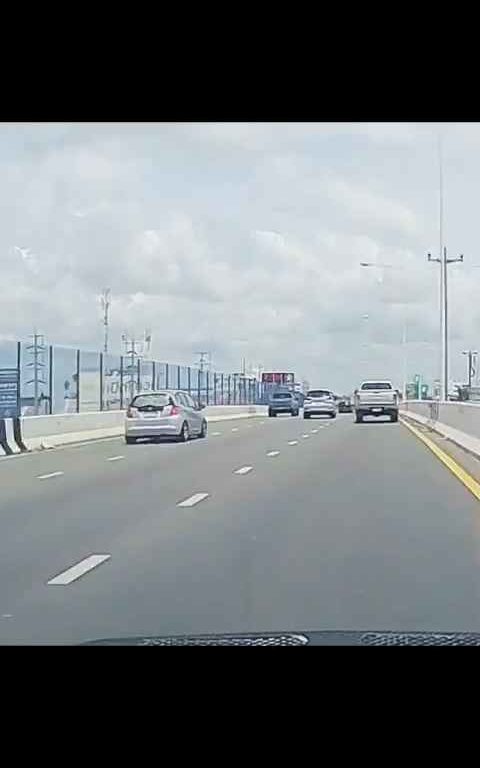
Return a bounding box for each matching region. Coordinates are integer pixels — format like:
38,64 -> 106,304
1,413 -> 480,644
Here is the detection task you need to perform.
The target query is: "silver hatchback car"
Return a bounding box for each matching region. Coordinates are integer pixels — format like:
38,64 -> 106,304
125,390 -> 207,444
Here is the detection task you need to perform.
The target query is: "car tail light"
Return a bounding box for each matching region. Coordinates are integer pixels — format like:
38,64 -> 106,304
169,405 -> 181,416
127,406 -> 138,418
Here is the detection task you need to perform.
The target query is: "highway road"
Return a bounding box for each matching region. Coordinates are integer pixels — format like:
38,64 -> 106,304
1,412 -> 480,643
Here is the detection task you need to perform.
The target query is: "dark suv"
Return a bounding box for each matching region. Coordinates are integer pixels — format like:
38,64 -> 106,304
268,391 -> 299,417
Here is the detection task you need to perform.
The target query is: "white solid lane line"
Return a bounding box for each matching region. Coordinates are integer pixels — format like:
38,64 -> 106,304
288,440 -> 298,446
234,466 -> 253,475
37,471 -> 64,480
177,493 -> 210,508
267,451 -> 280,457
107,455 -> 124,462
47,554 -> 111,586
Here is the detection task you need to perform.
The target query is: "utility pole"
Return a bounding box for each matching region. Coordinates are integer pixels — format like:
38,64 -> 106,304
402,318 -> 408,401
26,331 -> 47,415
143,329 -> 152,359
196,352 -> 209,373
462,350 -> 477,389
100,288 -> 111,356
428,246 -> 463,400
122,333 -> 141,400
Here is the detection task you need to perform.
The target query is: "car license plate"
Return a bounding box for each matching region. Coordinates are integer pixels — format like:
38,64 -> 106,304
142,412 -> 158,419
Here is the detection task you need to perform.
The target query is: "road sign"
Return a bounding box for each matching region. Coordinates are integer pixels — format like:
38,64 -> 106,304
0,368 -> 19,417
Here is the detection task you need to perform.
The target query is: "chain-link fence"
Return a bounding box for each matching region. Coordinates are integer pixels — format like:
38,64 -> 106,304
0,339 -> 265,416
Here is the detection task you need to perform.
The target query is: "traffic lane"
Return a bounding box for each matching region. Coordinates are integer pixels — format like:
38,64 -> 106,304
0,411 -> 322,615
0,415 -> 275,509
0,411 -> 343,643
4,414 -> 478,642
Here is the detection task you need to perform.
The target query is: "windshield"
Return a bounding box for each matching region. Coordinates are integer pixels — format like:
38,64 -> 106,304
360,383 -> 392,390
307,390 -> 332,399
131,394 -> 171,408
4,121 -> 480,645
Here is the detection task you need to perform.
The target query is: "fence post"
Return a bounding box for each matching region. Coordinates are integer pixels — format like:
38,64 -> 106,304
99,352 -> 104,411
120,356 -> 124,409
166,363 -> 169,390
206,371 -> 210,405
213,374 -> 217,405
233,374 -> 237,405
48,345 -> 53,414
16,341 -> 21,417
177,365 -> 181,389
187,366 -> 191,394
197,369 -> 201,403
137,358 -> 141,392
75,349 -> 80,413
227,375 -> 231,404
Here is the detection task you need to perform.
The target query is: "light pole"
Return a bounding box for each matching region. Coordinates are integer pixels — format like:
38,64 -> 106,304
427,247 -> 464,400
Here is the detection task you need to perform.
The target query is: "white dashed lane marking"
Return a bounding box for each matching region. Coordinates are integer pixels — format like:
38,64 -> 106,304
311,429 -> 318,433
288,440 -> 298,446
177,493 -> 210,508
234,466 -> 253,475
47,554 -> 111,585
212,432 -> 222,436
267,451 -> 280,457
107,455 -> 124,462
231,428 -> 239,432
302,434 -> 310,439
37,471 -> 64,480
259,421 -> 265,424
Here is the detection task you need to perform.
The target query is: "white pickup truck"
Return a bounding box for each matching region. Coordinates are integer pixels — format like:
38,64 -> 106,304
353,380 -> 399,423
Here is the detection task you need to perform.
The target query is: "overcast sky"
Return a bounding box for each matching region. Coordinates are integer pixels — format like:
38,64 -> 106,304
2,121 -> 480,391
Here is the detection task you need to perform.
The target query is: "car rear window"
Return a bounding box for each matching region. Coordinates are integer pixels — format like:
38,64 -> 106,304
360,382 -> 392,390
272,393 -> 292,400
307,390 -> 332,398
131,394 -> 171,408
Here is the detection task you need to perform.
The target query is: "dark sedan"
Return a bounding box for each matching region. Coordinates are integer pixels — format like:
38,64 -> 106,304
338,396 -> 353,413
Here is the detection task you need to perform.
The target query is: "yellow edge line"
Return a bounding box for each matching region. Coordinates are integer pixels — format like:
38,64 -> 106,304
400,417 -> 480,502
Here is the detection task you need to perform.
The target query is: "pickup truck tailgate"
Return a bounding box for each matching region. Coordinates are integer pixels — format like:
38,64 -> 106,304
359,391 -> 396,404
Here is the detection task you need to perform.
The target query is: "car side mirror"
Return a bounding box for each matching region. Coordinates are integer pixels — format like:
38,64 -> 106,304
198,402 -> 206,410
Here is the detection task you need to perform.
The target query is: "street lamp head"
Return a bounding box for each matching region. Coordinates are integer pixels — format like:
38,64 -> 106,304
360,262 -> 371,267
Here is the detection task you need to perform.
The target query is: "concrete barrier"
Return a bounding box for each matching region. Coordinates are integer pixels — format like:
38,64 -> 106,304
0,418 -> 28,456
401,400 -> 480,458
13,405 -> 268,453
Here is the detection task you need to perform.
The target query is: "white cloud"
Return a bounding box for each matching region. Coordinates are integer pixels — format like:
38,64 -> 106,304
1,122 -> 479,390
326,177 -> 418,236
